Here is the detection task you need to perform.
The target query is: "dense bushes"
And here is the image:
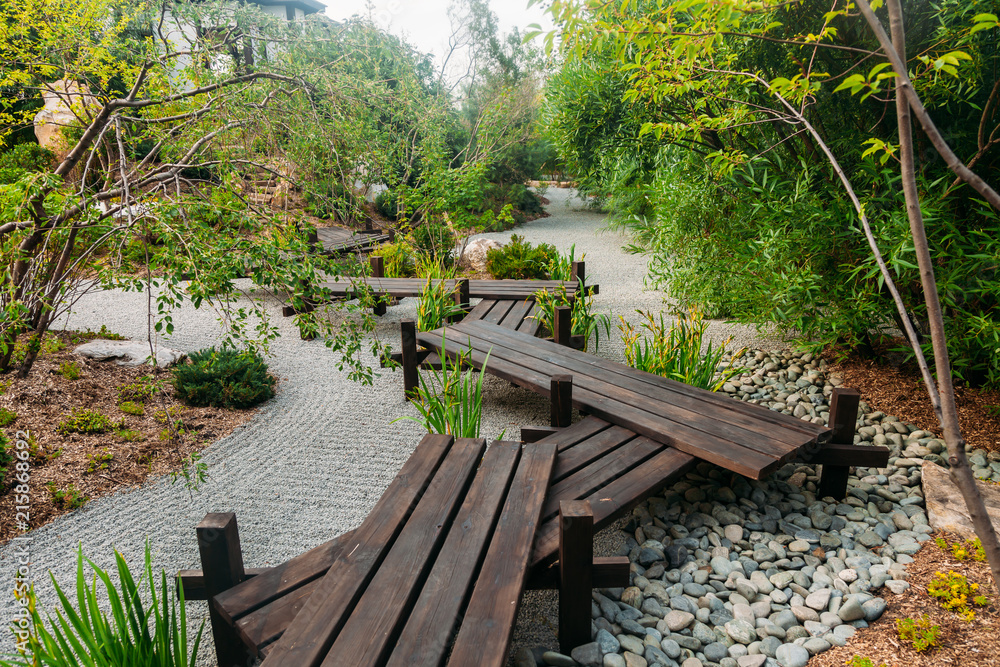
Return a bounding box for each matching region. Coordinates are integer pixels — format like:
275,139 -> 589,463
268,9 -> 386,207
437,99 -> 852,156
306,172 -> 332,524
485,234 -> 557,280
0,143 -> 54,184
172,347 -> 275,409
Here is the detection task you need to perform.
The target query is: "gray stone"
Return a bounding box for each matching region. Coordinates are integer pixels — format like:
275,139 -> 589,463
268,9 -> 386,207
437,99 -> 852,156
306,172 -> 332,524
790,606 -> 818,623
804,589 -> 830,611
774,643 -> 810,667
862,598 -> 887,622
922,460 -> 1000,540
664,610 -> 695,632
619,635 -> 645,655
705,642 -> 730,662
726,619 -> 758,644
681,659 -> 703,667
802,637 -> 832,655
514,647 -> 537,667
660,638 -> 682,659
541,651 -> 577,667
596,629 -> 621,655
571,642 -> 603,667
624,653 -> 647,667
837,597 -> 865,622
74,340 -> 185,367
725,524 -> 744,543
737,656 -> 767,667
604,655 -> 627,667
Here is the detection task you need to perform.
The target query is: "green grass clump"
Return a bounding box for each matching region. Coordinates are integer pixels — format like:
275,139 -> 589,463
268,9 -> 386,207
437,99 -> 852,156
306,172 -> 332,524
119,401 -> 144,416
172,347 -> 275,409
46,482 -> 88,509
56,409 -> 114,435
0,407 -> 17,427
5,542 -> 203,666
58,361 -> 81,380
117,381 -> 156,404
485,234 -> 557,280
532,285 -> 611,352
619,306 -> 745,392
417,278 -> 466,332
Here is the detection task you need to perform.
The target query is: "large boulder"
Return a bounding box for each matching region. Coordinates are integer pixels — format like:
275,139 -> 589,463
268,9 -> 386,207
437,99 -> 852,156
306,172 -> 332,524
34,80 -> 97,162
923,460 -> 1000,539
460,237 -> 503,274
74,340 -> 185,368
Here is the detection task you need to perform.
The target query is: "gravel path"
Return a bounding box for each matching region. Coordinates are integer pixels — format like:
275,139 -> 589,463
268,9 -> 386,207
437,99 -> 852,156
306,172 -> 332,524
0,188 -> 783,662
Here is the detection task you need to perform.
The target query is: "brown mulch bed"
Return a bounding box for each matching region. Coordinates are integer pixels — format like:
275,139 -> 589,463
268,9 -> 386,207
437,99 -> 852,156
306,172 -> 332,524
0,330 -> 258,543
810,535 -> 1000,667
831,354 -> 1000,453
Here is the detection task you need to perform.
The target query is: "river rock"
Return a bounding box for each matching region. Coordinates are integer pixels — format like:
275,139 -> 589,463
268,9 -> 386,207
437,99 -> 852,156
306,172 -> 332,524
74,340 -> 186,367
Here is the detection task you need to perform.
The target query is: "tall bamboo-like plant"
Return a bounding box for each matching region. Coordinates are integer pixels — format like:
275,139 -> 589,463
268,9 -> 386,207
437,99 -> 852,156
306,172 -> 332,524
532,285 -> 611,352
2,543 -> 202,667
416,278 -> 467,332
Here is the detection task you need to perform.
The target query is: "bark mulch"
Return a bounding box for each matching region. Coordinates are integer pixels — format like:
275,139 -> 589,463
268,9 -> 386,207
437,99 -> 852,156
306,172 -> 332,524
0,330 -> 258,544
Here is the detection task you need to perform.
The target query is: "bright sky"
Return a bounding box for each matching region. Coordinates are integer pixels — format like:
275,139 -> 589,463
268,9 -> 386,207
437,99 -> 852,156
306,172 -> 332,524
322,0 -> 554,66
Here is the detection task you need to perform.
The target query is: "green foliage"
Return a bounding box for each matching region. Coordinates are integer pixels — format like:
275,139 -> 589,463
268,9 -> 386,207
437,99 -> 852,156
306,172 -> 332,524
410,223 -> 456,264
546,244 -> 580,282
373,240 -> 416,277
374,190 -> 400,220
58,361 -> 81,380
895,616 -> 941,652
118,401 -> 143,416
115,429 -> 144,443
935,535 -> 987,562
416,279 -> 466,332
846,656 -> 888,667
485,234 -> 557,280
56,409 -> 114,435
0,430 -> 14,488
86,449 -> 114,474
116,382 -> 156,404
0,407 -> 16,427
0,143 -> 54,184
395,341 -> 491,438
46,482 -> 88,509
532,286 -> 610,352
169,452 -> 209,495
171,347 -> 275,409
619,307 -> 746,392
3,543 -> 203,667
928,570 -> 990,620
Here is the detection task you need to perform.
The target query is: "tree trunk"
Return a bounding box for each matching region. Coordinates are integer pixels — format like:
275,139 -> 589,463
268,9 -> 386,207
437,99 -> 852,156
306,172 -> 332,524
884,0 -> 1000,591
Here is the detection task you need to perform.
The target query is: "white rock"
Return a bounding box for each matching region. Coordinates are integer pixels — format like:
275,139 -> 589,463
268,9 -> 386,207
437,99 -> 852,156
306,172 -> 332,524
74,340 -> 185,368
460,238 -> 503,273
34,80 -> 97,161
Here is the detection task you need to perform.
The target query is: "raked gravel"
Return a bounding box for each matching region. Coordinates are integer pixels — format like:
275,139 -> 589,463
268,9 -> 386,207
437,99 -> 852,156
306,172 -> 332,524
0,188 -> 791,663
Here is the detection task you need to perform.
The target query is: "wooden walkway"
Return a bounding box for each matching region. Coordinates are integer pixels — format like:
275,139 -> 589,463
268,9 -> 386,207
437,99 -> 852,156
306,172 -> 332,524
417,319 -> 839,480
312,276 -> 583,301
314,226 -> 390,255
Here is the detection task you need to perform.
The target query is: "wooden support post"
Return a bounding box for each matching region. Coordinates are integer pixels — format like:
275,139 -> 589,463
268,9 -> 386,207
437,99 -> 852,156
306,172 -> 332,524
306,227 -> 319,252
818,387 -> 861,499
551,375 -> 573,428
401,320 -> 419,400
387,229 -> 396,242
558,500 -> 593,655
571,261 -> 585,292
370,255 -> 384,278
453,279 -> 470,321
197,513 -> 251,667
554,305 -> 572,347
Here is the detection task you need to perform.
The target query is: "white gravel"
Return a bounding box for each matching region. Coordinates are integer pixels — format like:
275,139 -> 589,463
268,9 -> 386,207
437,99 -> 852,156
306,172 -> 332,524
0,188 -> 787,663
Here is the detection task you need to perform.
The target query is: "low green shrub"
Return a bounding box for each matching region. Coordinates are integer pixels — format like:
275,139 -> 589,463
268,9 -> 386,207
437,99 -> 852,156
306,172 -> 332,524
172,347 -> 275,409
115,429 -> 145,442
0,143 -> 55,184
896,615 -> 941,652
410,223 -> 456,263
5,542 -> 203,666
46,482 -> 88,509
119,401 -> 144,416
375,189 -> 400,220
56,409 -> 114,435
0,407 -> 16,427
547,243 -> 580,282
372,240 -> 416,277
619,306 -> 745,392
485,235 -> 558,280
117,381 -> 156,404
86,449 -> 114,474
58,361 -> 81,380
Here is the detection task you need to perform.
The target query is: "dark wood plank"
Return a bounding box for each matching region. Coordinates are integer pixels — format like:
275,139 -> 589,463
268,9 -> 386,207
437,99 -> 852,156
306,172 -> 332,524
499,299 -> 535,331
551,425 -> 638,482
819,387 -> 862,498
516,301 -> 542,335
808,442 -> 889,467
459,319 -> 828,440
483,299 -> 516,325
448,442 -> 558,667
387,442 -> 523,667
419,326 -> 783,478
259,434 -> 455,667
554,305 -> 571,346
550,375 -> 573,428
214,531 -> 356,625
521,426 -> 564,443
237,577 -> 323,655
456,320 -> 825,447
558,500 -> 593,654
177,567 -> 270,602
532,445 -> 697,568
464,299 -> 498,321
526,556 -> 630,591
323,438 -> 487,666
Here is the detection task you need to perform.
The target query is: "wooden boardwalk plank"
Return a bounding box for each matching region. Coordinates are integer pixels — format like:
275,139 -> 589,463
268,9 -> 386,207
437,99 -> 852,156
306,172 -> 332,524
552,425 -> 639,482
387,443 -> 523,667
323,439 -> 487,666
448,442 -> 558,667
259,434 -> 455,667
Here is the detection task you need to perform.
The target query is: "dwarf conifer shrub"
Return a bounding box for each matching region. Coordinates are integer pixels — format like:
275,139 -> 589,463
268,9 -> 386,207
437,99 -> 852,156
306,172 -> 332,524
485,235 -> 557,280
172,348 -> 275,409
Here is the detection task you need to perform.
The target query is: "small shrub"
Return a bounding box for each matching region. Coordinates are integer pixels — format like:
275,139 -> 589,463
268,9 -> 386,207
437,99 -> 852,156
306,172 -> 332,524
5,542 -> 203,667
46,482 -> 88,509
58,361 -> 81,380
86,449 -> 114,474
56,408 -> 114,435
90,324 -> 128,340
928,570 -> 990,620
172,347 -> 275,409
27,433 -> 61,463
485,234 -> 557,280
373,240 -> 416,277
896,615 -> 941,652
153,406 -> 184,426
0,142 -> 54,184
119,401 -> 144,416
619,306 -> 746,392
410,222 -> 455,263
0,407 -> 17,427
116,429 -> 145,442
375,189 -> 400,219
846,656 -> 888,667
0,431 -> 14,488
935,535 -> 987,562
117,381 -> 156,404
